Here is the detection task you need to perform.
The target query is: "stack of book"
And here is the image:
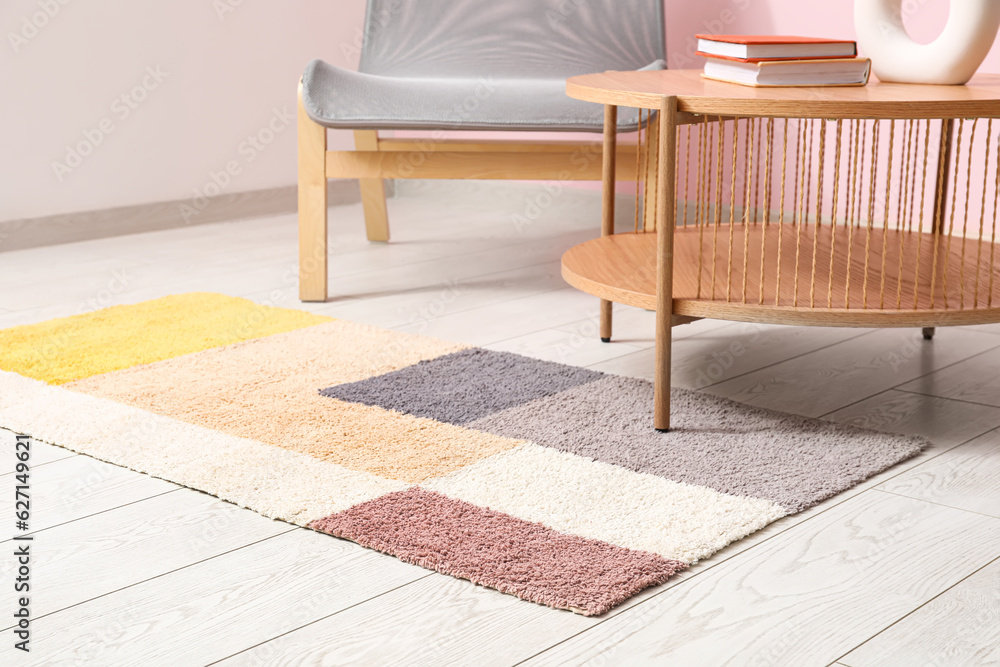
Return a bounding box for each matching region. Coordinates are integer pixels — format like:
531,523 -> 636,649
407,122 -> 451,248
696,35 -> 871,87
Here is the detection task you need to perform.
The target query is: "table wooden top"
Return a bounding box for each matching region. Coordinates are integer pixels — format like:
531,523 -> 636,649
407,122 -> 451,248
566,69 -> 1000,118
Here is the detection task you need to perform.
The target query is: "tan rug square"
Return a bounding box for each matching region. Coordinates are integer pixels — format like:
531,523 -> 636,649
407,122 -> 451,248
67,320 -> 521,481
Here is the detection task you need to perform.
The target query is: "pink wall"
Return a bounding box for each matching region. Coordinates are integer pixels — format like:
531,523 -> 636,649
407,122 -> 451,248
393,0 -> 1000,198
662,0 -> 1000,234
666,0 -> 1000,71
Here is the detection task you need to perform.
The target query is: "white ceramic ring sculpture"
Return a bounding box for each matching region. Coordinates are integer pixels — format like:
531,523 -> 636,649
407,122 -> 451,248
855,0 -> 1000,84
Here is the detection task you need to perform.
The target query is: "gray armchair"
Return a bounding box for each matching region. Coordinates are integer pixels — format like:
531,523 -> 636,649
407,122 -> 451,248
298,0 -> 666,301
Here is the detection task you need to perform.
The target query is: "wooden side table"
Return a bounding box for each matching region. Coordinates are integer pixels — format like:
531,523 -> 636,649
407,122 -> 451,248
563,69 -> 1000,430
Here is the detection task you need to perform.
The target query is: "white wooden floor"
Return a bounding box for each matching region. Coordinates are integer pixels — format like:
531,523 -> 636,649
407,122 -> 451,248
2,181 -> 999,666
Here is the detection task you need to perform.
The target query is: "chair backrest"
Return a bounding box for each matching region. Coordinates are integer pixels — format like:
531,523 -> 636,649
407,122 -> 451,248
358,0 -> 665,79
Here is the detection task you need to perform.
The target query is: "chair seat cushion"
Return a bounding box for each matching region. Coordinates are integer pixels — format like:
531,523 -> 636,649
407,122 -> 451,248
301,59 -> 666,132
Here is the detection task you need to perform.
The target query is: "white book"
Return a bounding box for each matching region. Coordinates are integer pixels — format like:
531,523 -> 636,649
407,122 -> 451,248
702,57 -> 872,88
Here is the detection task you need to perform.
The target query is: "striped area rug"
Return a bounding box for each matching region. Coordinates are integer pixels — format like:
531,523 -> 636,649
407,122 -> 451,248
0,293 -> 927,615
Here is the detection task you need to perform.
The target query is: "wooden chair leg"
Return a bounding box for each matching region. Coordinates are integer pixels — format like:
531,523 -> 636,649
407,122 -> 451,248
600,105 -> 617,342
354,130 -> 390,242
923,327 -> 936,340
298,82 -> 328,302
654,97 -> 678,432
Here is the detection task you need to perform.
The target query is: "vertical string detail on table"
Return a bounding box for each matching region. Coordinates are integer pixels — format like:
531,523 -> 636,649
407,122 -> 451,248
826,119 -> 844,309
845,119 -> 865,309
793,119 -> 811,307
990,129 -> 1000,308
644,109 -> 657,232
878,119 -> 896,310
742,118 -> 756,304
906,120 -> 921,233
804,119 -> 815,229
651,110 -> 662,234
674,116 -> 681,231
855,119 -> 870,232
713,118 -> 726,299
809,119 -> 828,308
775,118 -> 789,307
943,118 -> 966,309
726,118 -> 740,302
633,110 -> 645,233
753,117 -> 763,221
974,119 -> 993,308
681,124 -> 691,228
895,120 -> 915,309
696,116 -> 708,299
913,119 -> 933,309
897,120 -> 914,234
862,120 -> 881,310
759,117 -> 774,305
957,119 -> 979,309
929,120 -> 952,309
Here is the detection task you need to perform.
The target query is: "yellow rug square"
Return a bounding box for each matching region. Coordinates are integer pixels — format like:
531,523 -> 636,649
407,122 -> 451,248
0,292 -> 331,384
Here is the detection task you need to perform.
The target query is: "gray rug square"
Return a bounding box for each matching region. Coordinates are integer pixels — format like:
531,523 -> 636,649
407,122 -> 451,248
466,375 -> 928,513
319,348 -> 604,426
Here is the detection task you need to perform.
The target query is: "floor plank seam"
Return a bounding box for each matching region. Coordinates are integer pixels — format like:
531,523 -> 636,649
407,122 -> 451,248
456,291 -> 611,346
482,315 -> 652,352
816,387 -> 913,420
969,327 -> 1000,337
322,228 -> 595,287
893,388 -> 1000,410
829,552 -> 1000,665
811,339 -> 1000,420
814,420 -> 1000,501
0,453 -> 78,475
872,487 -> 1000,520
0,526 -> 301,633
884,343 -> 1000,394
0,487 -> 182,546
203,572 -> 440,666
314,259 -> 578,322
579,327 -> 879,383
691,329 -> 879,392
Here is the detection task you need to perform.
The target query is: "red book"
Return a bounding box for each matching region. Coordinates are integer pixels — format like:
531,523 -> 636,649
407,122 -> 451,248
696,35 -> 857,62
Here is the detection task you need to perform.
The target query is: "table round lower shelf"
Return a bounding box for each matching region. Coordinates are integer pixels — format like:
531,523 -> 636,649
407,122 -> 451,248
562,228 -> 1000,328
561,69 -> 1000,429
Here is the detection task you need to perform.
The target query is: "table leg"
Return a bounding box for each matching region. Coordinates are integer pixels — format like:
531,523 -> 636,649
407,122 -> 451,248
600,104 -> 617,342
923,119 -> 953,342
654,97 -> 678,432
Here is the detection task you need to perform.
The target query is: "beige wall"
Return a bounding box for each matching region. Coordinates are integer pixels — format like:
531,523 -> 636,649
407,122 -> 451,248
1,0 -> 365,221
